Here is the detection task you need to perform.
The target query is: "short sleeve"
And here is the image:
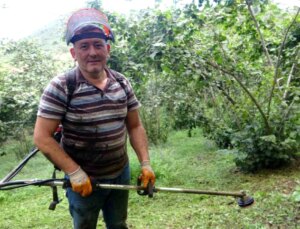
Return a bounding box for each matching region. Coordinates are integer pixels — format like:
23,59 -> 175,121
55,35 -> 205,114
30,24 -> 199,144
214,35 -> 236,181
37,75 -> 68,120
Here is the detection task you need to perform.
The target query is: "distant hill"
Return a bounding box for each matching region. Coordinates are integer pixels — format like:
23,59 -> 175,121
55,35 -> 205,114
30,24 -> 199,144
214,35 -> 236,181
30,15 -> 69,54
29,15 -> 73,65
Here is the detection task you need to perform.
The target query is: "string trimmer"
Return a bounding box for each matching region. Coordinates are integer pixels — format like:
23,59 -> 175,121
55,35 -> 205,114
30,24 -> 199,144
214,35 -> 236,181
0,177 -> 254,209
0,128 -> 254,209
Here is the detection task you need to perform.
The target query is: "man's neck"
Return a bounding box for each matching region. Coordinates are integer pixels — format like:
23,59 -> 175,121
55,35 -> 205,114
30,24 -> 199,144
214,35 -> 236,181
82,69 -> 108,90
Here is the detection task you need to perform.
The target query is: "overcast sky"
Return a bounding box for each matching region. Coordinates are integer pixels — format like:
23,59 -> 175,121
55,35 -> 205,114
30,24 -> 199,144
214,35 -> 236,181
0,0 -> 299,40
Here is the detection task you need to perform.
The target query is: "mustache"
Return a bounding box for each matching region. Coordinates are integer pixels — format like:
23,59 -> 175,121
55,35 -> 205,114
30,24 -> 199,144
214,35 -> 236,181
88,55 -> 106,60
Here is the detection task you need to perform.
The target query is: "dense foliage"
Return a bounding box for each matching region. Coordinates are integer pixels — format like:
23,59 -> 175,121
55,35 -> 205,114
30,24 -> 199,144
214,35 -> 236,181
0,0 -> 299,171
108,1 -> 300,171
0,38 -> 72,156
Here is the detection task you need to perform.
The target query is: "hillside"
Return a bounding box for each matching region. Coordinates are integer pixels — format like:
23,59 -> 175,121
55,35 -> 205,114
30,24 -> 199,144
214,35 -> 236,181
28,15 -> 71,63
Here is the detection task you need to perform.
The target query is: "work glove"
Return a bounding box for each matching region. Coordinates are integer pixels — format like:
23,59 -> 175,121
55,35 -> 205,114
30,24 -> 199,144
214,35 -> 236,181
68,167 -> 92,197
139,160 -> 156,188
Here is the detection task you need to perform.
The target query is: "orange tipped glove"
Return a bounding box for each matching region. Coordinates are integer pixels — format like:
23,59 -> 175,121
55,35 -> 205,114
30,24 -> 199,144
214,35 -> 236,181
68,167 -> 92,197
139,160 -> 156,188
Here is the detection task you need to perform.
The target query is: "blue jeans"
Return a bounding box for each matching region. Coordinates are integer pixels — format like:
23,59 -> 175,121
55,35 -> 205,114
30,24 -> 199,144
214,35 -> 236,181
66,164 -> 130,229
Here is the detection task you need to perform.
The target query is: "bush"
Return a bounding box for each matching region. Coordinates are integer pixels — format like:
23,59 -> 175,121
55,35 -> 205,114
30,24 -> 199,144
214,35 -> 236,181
8,129 -> 34,160
233,124 -> 298,172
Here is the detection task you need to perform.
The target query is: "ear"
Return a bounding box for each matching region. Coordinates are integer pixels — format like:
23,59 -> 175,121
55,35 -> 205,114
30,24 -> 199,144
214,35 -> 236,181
70,47 -> 76,60
106,44 -> 111,54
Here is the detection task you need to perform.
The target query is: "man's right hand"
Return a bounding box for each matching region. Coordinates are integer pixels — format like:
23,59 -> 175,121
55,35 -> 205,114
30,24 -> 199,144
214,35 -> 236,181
68,167 -> 92,197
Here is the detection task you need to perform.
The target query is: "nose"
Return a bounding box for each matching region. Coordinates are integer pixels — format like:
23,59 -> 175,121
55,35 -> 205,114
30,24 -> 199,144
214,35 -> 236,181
88,46 -> 97,56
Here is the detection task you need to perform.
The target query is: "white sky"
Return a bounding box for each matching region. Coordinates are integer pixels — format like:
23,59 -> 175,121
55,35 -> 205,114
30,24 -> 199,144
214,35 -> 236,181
0,0 -> 299,40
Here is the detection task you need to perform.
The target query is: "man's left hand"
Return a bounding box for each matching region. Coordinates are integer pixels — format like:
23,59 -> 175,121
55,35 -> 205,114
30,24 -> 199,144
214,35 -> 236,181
139,161 -> 155,188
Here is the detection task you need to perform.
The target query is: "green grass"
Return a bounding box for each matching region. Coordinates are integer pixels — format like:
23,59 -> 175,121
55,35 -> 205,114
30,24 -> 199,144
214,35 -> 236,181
1,129 -> 300,228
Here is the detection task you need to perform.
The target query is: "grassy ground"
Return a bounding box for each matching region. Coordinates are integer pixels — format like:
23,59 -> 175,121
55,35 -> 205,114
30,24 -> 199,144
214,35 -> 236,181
0,129 -> 300,228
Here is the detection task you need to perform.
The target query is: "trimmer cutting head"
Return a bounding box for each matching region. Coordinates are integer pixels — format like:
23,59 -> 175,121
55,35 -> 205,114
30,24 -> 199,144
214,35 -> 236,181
237,195 -> 255,207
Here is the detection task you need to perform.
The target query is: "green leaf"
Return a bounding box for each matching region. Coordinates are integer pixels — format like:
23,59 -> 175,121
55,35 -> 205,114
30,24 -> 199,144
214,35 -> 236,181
260,135 -> 276,143
292,190 -> 300,202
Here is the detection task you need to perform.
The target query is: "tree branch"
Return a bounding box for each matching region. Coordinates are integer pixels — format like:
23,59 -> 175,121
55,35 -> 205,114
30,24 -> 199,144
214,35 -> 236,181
246,0 -> 274,67
283,48 -> 298,100
272,8 -> 300,103
215,83 -> 236,105
206,60 -> 272,133
278,98 -> 296,136
202,71 -> 243,130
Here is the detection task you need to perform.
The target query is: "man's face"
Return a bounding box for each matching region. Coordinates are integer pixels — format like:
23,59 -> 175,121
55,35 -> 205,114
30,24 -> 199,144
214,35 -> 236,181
70,36 -> 109,77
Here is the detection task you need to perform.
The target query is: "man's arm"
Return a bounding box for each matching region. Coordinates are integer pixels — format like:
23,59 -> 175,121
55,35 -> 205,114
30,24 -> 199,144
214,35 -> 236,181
126,109 -> 155,187
34,116 -> 92,196
126,109 -> 149,163
33,117 -> 78,174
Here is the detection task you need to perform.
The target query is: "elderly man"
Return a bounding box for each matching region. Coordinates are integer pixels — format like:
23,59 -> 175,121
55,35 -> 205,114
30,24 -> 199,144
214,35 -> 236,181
34,8 -> 155,229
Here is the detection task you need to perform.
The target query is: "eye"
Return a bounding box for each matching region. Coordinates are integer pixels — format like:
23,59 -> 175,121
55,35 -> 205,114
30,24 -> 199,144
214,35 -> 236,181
94,43 -> 105,49
79,44 -> 88,50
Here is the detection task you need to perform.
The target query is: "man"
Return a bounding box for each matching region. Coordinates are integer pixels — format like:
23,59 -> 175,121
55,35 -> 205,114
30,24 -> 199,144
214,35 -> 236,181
34,8 -> 155,229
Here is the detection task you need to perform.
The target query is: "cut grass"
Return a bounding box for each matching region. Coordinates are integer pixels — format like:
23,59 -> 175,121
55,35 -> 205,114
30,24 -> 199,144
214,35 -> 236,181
0,128 -> 300,228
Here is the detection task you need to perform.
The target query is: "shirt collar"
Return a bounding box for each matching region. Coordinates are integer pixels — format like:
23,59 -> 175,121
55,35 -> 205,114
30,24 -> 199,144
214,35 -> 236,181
75,66 -> 114,83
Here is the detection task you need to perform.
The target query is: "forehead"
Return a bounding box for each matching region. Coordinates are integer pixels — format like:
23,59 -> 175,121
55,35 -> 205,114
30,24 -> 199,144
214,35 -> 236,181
74,37 -> 106,46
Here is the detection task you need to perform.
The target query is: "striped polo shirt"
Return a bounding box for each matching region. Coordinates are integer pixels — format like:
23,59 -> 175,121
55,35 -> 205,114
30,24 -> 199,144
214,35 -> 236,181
37,67 -> 140,179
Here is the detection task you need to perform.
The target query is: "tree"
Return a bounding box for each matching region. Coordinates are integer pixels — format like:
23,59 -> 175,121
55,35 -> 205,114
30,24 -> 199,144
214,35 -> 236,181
86,0 -> 102,10
0,39 -> 60,153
